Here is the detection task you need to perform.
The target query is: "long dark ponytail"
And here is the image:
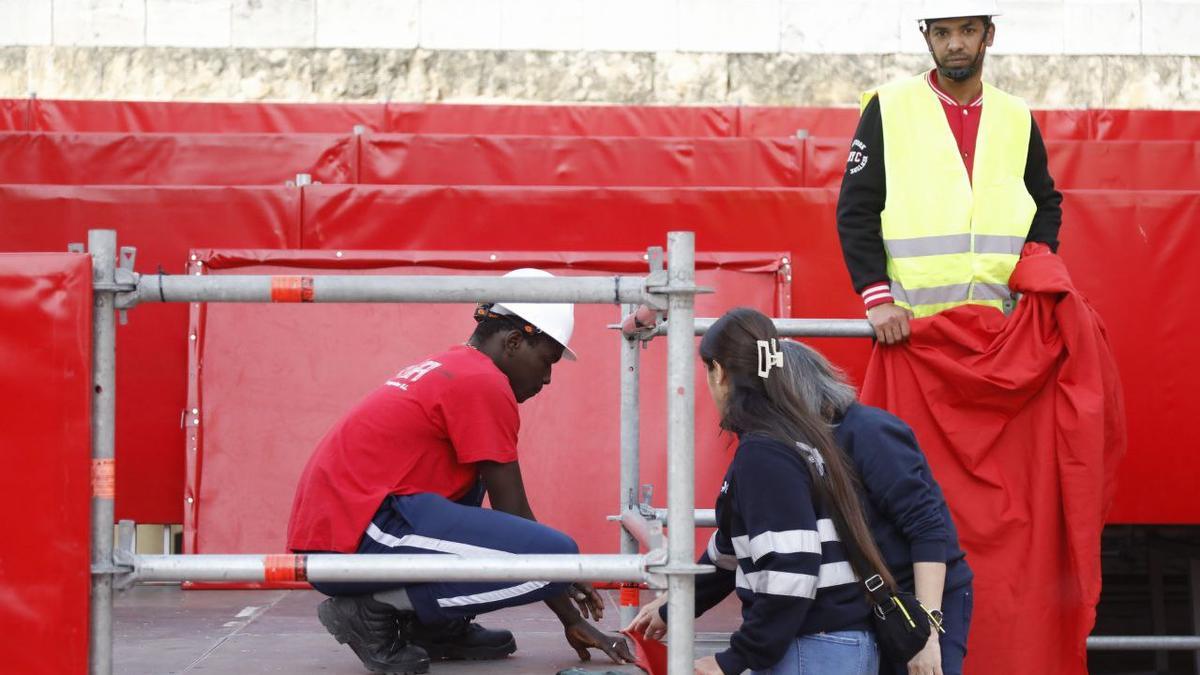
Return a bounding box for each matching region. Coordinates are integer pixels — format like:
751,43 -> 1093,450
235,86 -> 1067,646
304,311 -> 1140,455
699,307 -> 895,589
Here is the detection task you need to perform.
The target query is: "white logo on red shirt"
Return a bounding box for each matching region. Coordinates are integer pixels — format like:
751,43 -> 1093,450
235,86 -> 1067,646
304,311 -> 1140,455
385,360 -> 442,390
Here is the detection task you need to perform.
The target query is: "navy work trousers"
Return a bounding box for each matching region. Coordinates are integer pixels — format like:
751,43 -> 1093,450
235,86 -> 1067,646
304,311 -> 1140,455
309,483 -> 578,625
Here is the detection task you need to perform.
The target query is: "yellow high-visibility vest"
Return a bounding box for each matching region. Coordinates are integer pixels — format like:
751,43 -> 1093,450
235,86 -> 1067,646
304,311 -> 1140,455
863,74 -> 1036,318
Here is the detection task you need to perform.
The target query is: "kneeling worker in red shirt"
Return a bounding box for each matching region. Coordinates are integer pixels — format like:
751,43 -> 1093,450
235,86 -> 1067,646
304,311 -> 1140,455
287,268 -> 635,674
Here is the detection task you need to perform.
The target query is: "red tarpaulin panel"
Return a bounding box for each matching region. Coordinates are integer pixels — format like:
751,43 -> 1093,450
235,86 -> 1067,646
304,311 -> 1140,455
860,252 -> 1125,675
185,250 -> 787,558
0,98 -> 30,131
1032,109 -> 1092,141
0,132 -> 354,185
0,253 -> 91,675
387,103 -> 737,137
11,98 -> 1192,140
359,135 -> 803,186
0,185 -> 300,523
301,184 -> 871,382
27,98 -> 388,133
1092,109 -> 1200,141
1046,141 -> 1200,190
734,106 -> 860,138
802,139 -> 1200,190
1059,190 -> 1200,523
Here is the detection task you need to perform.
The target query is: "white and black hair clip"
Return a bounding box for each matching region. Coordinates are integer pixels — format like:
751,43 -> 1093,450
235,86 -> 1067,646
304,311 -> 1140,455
796,442 -> 827,477
756,338 -> 783,378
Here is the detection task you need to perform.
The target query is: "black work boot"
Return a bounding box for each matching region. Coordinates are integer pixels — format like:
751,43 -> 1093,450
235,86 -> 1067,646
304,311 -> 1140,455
405,616 -> 517,661
317,596 -> 431,674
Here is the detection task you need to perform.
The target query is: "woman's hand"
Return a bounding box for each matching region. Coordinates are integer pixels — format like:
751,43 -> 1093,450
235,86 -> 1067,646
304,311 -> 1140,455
907,632 -> 943,675
624,592 -> 668,640
694,655 -> 723,674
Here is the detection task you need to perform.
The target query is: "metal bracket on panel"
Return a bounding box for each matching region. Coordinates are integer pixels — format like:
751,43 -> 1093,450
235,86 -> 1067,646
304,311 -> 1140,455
115,247 -> 138,322
68,243 -> 85,254
110,519 -> 138,591
637,484 -> 655,518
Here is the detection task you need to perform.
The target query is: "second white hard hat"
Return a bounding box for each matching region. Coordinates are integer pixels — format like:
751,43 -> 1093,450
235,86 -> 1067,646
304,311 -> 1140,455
490,268 -> 578,361
916,0 -> 1001,22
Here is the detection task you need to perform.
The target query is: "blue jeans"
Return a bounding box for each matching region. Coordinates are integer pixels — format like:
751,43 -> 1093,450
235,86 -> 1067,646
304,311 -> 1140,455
752,630 -> 879,675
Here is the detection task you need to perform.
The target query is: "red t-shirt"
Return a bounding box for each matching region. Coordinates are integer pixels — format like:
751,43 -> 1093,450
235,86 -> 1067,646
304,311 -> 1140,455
927,69 -> 983,180
287,345 -> 520,552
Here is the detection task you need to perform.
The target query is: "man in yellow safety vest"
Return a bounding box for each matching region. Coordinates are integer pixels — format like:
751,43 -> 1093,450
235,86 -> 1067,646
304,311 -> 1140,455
836,0 -> 1063,345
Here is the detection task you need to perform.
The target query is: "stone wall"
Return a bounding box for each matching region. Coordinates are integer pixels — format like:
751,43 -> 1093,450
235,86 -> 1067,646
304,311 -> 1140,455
2,0 -> 1199,107
3,46 -> 1198,108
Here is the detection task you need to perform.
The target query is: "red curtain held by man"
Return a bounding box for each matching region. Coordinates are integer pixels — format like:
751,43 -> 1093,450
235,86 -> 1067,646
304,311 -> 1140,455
861,246 -> 1126,675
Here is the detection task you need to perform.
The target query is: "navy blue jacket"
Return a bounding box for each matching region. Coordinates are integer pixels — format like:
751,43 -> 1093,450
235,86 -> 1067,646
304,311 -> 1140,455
834,403 -> 972,593
666,434 -> 873,674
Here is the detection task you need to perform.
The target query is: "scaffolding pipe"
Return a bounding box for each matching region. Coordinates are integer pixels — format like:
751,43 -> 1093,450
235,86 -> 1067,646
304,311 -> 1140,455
133,274 -> 652,305
88,230 -> 117,675
654,317 -> 874,338
130,553 -> 650,584
1086,636 -> 1200,650
653,509 -> 716,528
665,232 -> 698,675
619,304 -> 642,627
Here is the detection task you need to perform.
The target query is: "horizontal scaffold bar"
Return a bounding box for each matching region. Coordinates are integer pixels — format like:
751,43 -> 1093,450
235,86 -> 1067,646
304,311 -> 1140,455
654,318 -> 873,338
129,553 -> 649,584
1086,636 -> 1200,650
653,509 -> 716,528
129,274 -> 656,306
688,633 -> 1200,652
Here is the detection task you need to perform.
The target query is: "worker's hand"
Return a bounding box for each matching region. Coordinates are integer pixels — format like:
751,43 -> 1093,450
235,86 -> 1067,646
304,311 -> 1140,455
569,582 -> 605,621
867,302 -> 913,345
625,592 -> 668,640
563,618 -> 636,664
694,655 -> 723,674
906,631 -> 943,675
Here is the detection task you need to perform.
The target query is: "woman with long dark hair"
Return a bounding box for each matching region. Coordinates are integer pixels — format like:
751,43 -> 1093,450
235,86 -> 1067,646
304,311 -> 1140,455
627,307 -> 890,674
778,339 -> 972,675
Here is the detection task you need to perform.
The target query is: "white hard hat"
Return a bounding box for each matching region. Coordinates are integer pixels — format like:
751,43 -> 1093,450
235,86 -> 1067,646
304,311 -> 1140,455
489,268 -> 577,361
916,0 -> 1001,22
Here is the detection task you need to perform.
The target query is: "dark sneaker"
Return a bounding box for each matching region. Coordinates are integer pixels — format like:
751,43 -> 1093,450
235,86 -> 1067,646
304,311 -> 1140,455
406,617 -> 517,661
317,596 -> 431,674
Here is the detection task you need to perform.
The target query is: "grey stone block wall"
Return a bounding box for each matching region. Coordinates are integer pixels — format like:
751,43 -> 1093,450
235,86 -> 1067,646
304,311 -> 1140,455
3,46 -> 1199,109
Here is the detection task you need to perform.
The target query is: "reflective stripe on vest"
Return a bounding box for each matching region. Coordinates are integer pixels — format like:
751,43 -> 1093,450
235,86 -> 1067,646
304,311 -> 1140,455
869,74 -> 1036,318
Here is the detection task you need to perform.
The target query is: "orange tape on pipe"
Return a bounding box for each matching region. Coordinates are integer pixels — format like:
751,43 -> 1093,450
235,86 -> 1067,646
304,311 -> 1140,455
263,554 -> 307,583
269,276 -> 314,303
91,458 -> 115,499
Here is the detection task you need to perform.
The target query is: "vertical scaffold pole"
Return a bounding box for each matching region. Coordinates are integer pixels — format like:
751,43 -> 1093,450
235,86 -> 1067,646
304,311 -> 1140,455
89,229 -> 117,675
665,232 -> 697,675
618,303 -> 642,628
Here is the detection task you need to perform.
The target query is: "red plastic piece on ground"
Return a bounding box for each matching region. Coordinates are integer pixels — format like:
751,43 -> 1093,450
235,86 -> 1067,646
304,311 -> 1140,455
860,253 -> 1126,675
0,253 -> 91,675
621,629 -> 667,675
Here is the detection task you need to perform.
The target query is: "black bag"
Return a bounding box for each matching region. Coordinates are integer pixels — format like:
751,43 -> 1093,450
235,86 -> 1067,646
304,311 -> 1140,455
863,574 -> 941,664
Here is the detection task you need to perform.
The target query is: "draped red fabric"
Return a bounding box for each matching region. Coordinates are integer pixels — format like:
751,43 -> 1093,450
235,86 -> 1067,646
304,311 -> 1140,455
860,249 -> 1126,675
